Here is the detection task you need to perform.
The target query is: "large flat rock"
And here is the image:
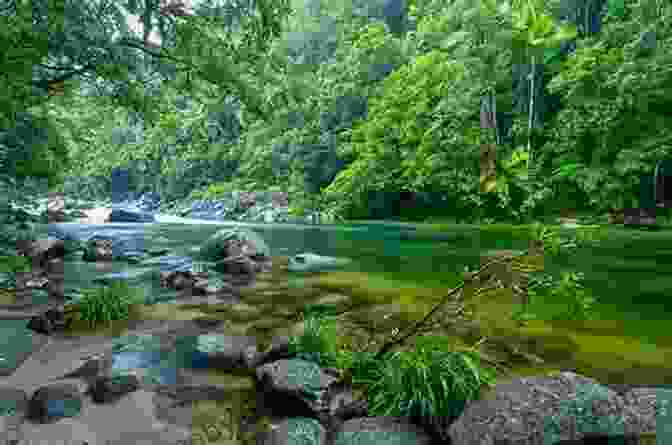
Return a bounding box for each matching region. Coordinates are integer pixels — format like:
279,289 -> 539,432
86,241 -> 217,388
17,389 -> 191,445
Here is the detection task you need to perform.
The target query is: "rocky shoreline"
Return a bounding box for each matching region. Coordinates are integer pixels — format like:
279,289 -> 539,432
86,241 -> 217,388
0,195 -> 668,444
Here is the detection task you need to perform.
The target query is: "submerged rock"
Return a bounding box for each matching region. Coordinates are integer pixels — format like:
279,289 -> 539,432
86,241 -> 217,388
106,207 -> 155,223
287,252 -> 352,272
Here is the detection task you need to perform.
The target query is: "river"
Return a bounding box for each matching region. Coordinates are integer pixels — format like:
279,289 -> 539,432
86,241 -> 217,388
37,213 -> 672,342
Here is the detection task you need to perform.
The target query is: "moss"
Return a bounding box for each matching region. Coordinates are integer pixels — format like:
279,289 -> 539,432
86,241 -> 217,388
307,271 -> 453,311
0,288 -> 16,305
568,332 -> 672,385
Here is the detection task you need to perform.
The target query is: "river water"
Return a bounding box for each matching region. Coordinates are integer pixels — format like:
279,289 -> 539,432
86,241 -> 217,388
40,214 -> 671,326
0,212 -> 670,385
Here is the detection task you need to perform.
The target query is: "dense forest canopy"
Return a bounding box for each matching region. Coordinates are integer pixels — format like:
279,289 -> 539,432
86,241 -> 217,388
0,0 -> 670,222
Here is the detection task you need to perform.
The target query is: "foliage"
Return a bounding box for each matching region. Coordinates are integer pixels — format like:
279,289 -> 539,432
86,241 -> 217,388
3,0 -> 670,223
323,48 -> 476,217
548,271 -> 597,320
351,335 -> 498,425
514,270 -> 598,323
287,305 -> 342,369
76,280 -> 145,327
287,304 -> 499,428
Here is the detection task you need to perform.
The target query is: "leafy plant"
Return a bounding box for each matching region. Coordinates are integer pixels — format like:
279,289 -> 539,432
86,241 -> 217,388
286,306 -> 500,431
516,271 -> 598,323
549,271 -> 597,321
0,254 -> 31,275
352,335 -> 498,427
76,280 -> 145,327
287,306 -> 341,369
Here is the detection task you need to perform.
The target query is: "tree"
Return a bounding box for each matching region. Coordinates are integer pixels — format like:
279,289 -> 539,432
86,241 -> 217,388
510,0 -> 578,172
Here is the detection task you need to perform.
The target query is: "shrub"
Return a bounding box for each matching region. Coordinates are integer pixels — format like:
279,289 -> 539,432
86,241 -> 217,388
76,280 -> 145,326
287,305 -> 341,369
287,308 -> 499,430
353,335 -> 498,426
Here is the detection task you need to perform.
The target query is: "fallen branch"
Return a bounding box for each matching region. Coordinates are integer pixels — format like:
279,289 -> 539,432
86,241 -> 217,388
371,250 -> 528,362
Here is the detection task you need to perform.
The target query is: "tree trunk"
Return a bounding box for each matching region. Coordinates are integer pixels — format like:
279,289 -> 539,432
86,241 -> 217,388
527,54 -> 536,168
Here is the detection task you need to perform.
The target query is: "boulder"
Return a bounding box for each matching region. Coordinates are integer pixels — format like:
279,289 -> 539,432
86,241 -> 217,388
624,208 -> 658,228
159,270 -> 205,295
197,228 -> 270,261
56,352 -> 115,382
106,208 -> 155,223
81,233 -> 148,263
26,307 -> 72,335
213,255 -> 262,275
0,386 -> 29,417
88,374 -> 141,404
16,237 -> 66,271
27,383 -> 83,423
82,236 -> 115,262
287,252 -> 352,272
447,371 -> 656,445
136,192 -> 161,212
7,311 -> 665,445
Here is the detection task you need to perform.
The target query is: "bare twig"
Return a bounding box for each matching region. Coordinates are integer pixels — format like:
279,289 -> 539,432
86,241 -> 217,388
371,250 -> 528,362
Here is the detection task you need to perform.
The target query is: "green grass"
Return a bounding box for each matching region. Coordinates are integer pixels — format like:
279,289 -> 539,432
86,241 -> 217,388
73,280 -> 146,327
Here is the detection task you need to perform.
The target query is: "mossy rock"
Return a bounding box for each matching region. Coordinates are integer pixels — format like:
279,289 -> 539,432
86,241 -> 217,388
195,228 -> 270,262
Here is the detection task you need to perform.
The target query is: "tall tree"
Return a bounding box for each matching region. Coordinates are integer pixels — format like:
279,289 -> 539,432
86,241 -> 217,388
511,0 -> 577,173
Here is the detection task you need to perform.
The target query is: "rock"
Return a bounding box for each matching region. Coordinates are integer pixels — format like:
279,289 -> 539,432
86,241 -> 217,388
194,228 -> 272,278
213,255 -> 260,275
27,383 -> 83,423
4,312 -> 666,445
624,208 -> 658,227
55,352 -> 115,382
196,228 -> 271,261
256,359 -> 340,417
82,236 -> 115,262
622,387 -> 672,435
81,233 -> 149,263
16,237 -> 66,270
287,252 -> 352,272
0,386 -> 29,417
27,307 -> 71,335
262,417 -> 329,445
88,374 -> 141,404
46,209 -> 68,222
135,192 -> 161,212
333,417 -> 435,445
447,371 -> 656,445
106,207 -> 155,223
159,270 -> 205,295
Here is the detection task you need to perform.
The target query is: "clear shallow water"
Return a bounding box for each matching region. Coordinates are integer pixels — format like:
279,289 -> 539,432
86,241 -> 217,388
43,217 -> 672,322
0,319 -> 38,374
0,216 -> 665,380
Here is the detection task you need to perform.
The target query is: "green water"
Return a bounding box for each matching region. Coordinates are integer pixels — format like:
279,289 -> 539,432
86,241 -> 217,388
30,221 -> 672,347
0,319 -> 40,373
